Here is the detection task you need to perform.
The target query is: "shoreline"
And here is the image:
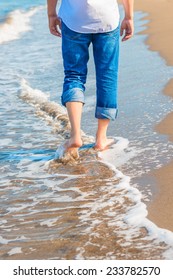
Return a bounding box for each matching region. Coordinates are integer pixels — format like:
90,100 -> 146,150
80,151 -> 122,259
134,0 -> 173,231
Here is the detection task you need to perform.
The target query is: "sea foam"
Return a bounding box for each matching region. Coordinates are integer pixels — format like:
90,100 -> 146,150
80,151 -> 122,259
20,78 -> 94,143
0,6 -> 45,44
8,247 -> 22,256
99,145 -> 173,259
20,79 -> 173,259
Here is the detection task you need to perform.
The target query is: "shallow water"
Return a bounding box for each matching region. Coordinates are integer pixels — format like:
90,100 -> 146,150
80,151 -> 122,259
0,141 -> 171,260
1,1 -> 173,259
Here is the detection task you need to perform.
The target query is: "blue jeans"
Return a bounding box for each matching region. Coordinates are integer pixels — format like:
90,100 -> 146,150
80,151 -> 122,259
61,22 -> 120,120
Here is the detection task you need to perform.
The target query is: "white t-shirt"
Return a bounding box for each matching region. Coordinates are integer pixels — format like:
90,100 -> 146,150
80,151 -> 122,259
58,0 -> 120,33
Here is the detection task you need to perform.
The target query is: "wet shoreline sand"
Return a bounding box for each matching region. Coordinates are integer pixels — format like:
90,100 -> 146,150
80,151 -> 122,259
134,0 -> 173,231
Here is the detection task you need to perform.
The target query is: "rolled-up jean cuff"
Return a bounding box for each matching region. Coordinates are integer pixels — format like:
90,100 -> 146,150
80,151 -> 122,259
61,88 -> 85,107
95,107 -> 118,120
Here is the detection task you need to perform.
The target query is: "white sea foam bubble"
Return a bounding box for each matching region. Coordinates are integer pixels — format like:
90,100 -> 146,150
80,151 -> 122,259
0,6 -> 45,44
20,78 -> 50,105
98,137 -> 141,168
40,218 -> 59,227
99,142 -> 173,259
0,220 -> 7,226
1,138 -> 12,146
8,247 -> 22,256
20,78 -> 66,115
0,236 -> 9,245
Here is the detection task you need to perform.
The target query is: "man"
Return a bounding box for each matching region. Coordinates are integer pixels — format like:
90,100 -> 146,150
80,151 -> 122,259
47,0 -> 134,156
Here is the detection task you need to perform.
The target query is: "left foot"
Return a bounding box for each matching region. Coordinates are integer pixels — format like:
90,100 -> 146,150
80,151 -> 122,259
63,136 -> 83,151
55,136 -> 82,160
94,138 -> 115,151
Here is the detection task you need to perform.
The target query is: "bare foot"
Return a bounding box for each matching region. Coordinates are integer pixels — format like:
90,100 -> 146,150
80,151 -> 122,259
55,137 -> 82,160
63,137 -> 82,160
94,138 -> 115,151
64,136 -> 83,151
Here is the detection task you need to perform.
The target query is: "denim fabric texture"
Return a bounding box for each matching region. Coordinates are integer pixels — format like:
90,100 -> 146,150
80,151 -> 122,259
61,21 -> 120,120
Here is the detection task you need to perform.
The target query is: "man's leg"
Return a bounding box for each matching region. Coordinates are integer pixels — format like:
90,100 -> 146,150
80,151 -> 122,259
92,26 -> 120,150
64,102 -> 83,151
61,22 -> 91,153
95,119 -> 115,150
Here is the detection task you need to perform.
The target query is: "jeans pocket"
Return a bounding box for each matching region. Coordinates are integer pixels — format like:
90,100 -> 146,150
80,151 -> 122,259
106,24 -> 120,38
61,21 -> 82,40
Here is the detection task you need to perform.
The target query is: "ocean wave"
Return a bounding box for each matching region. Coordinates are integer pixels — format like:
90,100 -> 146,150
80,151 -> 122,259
20,78 -> 94,143
99,148 -> 173,259
19,78 -> 173,259
0,6 -> 45,44
20,78 -> 69,135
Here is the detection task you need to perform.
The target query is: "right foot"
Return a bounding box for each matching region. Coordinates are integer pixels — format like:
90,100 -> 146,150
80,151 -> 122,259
94,138 -> 115,151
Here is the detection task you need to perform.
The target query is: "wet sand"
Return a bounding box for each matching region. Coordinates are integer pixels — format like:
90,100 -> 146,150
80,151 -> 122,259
133,0 -> 173,231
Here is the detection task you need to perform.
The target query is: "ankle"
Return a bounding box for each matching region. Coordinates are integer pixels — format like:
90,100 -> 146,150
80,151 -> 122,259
96,133 -> 107,142
69,133 -> 82,147
70,132 -> 81,140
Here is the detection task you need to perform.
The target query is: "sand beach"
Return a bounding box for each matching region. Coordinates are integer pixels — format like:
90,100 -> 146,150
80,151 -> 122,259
1,0 -> 173,259
134,0 -> 173,231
